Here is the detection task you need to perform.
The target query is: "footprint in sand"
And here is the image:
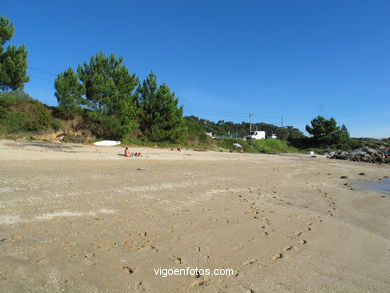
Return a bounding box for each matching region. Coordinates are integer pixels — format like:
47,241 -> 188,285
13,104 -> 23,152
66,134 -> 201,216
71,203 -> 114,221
170,256 -> 182,264
284,246 -> 293,251
243,259 -> 257,265
300,239 -> 307,245
135,281 -> 147,292
272,253 -> 283,260
84,252 -> 95,259
190,277 -> 208,288
137,245 -> 159,252
122,266 -> 134,274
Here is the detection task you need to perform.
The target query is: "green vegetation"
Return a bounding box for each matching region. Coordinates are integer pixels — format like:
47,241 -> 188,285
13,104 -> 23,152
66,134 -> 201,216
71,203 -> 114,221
54,67 -> 85,121
215,138 -> 299,154
183,117 -> 211,147
249,139 -> 300,154
55,52 -> 140,140
0,16 -> 29,91
305,115 -> 350,150
186,115 -> 305,141
2,15 -> 385,156
349,137 -> 390,149
0,91 -> 57,135
137,72 -> 184,143
54,52 -> 184,143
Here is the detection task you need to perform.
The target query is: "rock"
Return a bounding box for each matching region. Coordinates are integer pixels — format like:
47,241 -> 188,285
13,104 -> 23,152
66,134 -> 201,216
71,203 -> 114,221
329,147 -> 389,164
334,151 -> 349,160
363,147 -> 377,154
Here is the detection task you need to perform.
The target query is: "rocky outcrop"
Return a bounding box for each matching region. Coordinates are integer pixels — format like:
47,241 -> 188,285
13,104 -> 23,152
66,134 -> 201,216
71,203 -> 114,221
328,147 -> 390,164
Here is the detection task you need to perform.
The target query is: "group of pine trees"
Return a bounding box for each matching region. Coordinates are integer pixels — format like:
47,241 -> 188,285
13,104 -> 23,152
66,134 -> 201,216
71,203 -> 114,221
0,16 -> 185,143
0,15 -> 353,149
54,52 -> 184,142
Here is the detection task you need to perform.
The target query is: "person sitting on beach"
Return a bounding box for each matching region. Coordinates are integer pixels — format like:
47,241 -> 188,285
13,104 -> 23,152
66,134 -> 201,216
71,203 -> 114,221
124,147 -> 142,158
124,147 -> 131,157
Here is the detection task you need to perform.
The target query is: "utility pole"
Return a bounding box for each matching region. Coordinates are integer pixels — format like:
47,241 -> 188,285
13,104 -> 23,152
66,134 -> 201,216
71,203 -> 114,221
203,121 -> 206,132
249,113 -> 254,133
281,116 -> 284,127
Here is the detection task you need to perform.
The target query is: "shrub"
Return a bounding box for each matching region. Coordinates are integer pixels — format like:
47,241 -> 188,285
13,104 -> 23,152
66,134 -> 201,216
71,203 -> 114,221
215,138 -> 299,154
62,134 -> 88,143
0,91 -> 53,134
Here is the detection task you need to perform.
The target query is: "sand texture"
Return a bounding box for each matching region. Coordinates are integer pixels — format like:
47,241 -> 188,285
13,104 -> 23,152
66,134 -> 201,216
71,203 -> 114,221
0,139 -> 389,292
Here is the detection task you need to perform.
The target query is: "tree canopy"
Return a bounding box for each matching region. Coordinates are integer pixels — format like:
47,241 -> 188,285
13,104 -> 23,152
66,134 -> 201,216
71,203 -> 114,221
54,54 -> 185,142
138,73 -> 184,142
0,16 -> 29,91
54,67 -> 85,120
306,115 -> 350,148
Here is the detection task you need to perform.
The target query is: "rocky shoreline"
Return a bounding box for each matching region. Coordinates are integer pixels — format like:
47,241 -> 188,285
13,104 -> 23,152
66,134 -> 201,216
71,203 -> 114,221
328,147 -> 390,164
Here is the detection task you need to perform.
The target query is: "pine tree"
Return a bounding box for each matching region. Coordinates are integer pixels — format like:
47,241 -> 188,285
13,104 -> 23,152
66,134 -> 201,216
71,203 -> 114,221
54,67 -> 85,120
76,51 -> 139,138
137,72 -> 158,131
0,16 -> 29,91
306,115 -> 350,148
138,72 -> 184,142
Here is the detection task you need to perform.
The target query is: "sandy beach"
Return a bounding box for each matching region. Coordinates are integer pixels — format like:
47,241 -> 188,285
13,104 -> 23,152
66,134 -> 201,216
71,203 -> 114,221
0,139 -> 389,293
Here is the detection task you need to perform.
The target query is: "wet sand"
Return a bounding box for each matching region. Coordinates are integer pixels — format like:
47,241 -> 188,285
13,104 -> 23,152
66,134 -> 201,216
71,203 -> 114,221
0,139 -> 389,292
357,178 -> 390,196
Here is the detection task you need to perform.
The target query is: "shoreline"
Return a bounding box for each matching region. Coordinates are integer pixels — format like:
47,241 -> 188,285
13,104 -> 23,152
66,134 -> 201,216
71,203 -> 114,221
356,177 -> 390,196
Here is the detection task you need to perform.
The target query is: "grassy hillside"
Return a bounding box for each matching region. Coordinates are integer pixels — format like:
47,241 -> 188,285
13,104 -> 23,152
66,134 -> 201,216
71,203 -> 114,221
215,138 -> 300,154
0,91 -> 60,136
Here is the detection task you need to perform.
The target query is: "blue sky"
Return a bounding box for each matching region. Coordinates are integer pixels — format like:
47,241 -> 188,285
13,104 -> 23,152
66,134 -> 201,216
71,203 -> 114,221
2,0 -> 389,137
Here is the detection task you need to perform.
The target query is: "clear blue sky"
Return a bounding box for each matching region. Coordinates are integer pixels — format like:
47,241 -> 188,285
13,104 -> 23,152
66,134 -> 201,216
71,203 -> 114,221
2,0 -> 389,138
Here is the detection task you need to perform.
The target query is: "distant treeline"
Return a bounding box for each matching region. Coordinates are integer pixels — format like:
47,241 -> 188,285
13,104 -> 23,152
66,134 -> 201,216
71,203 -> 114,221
185,115 -> 305,140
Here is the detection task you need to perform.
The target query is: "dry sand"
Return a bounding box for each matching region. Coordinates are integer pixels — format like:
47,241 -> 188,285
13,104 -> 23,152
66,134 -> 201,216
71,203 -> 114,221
0,139 -> 389,293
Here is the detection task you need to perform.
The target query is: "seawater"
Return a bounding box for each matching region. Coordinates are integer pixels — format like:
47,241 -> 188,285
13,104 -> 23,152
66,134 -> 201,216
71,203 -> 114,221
359,178 -> 390,195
